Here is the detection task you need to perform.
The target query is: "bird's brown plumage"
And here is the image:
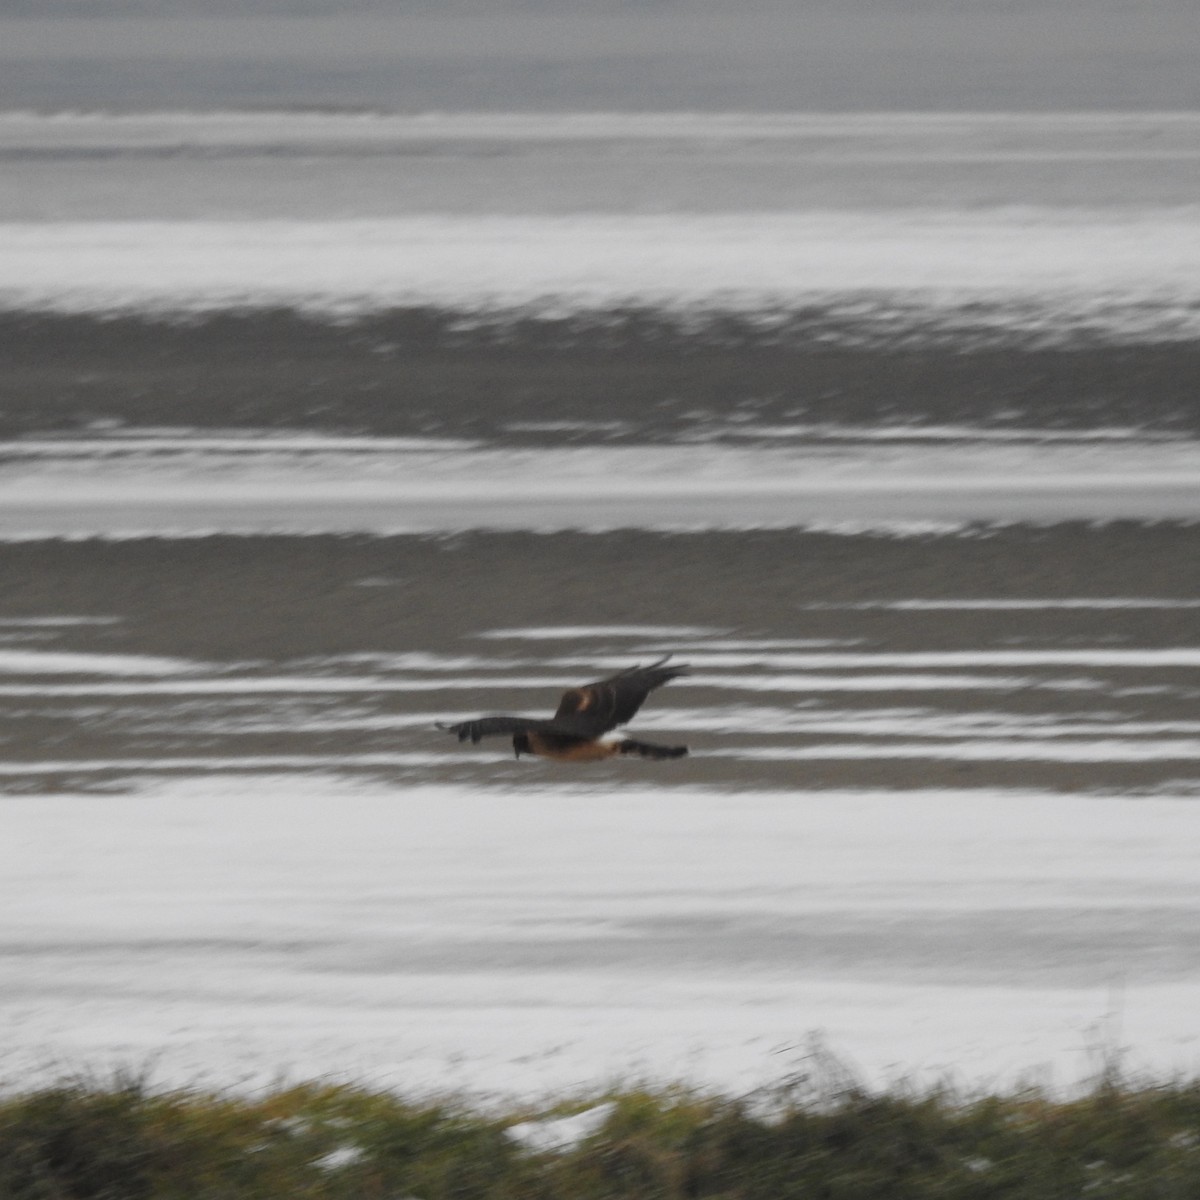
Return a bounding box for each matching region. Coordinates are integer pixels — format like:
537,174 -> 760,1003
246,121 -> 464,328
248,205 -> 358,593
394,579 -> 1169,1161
437,656 -> 689,761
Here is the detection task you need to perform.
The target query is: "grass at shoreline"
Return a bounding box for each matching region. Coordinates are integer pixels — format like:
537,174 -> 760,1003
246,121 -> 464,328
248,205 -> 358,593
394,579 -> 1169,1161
2,1071 -> 1199,1199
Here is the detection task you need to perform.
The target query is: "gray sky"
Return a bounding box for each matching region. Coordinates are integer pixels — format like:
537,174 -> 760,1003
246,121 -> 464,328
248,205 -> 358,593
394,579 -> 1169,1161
2,1 -> 1197,112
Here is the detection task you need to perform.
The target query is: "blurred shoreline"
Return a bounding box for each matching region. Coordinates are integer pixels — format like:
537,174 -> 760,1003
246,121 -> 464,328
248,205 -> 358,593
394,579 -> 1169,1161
4,110 -> 1199,220
4,99 -> 1199,1097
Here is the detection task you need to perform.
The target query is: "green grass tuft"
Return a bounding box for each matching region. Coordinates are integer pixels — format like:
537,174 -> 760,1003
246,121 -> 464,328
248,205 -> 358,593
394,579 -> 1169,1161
1,1073 -> 1199,1199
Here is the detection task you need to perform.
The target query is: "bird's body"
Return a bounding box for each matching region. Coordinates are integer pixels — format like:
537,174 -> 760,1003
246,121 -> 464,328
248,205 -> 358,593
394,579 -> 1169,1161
438,656 -> 689,761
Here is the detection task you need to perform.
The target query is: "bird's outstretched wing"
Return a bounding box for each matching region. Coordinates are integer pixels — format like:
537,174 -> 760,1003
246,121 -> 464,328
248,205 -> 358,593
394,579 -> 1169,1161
552,655 -> 689,736
436,716 -> 548,744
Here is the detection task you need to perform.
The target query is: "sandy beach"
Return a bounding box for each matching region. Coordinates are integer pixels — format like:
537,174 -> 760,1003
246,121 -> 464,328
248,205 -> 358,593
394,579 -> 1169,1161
2,108 -> 1198,1102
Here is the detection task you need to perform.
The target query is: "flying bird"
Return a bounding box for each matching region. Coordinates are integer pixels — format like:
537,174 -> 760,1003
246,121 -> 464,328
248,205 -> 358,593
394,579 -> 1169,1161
437,655 -> 689,761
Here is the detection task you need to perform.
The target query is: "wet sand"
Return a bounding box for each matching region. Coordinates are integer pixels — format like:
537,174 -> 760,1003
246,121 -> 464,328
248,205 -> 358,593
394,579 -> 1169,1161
3,310 -> 1199,442
2,525 -> 1198,796
4,526 -> 1199,659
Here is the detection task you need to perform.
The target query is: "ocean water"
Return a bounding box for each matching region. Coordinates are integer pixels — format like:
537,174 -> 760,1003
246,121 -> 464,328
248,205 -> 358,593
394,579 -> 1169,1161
2,110 -> 1199,1100
4,112 -> 1200,323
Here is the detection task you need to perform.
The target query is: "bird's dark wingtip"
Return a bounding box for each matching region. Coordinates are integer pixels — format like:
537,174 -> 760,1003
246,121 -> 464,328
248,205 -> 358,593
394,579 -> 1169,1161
638,653 -> 689,674
655,654 -> 690,677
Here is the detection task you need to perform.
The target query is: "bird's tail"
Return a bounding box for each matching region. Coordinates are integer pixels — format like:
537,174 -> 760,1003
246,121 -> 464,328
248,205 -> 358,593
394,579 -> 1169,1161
618,738 -> 688,760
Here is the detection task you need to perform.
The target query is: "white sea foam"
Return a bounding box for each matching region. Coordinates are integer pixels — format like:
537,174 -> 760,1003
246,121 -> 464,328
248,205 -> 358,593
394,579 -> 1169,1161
553,648 -> 1200,669
640,639 -> 862,651
707,423 -> 1189,444
2,212 -> 1199,340
144,713 -> 488,736
728,739 -> 1200,763
3,780 -> 1199,1098
194,709 -> 1200,740
0,616 -> 120,626
809,598 -> 1200,611
2,436 -> 1198,534
685,673 -> 1075,692
640,707 -> 1200,738
0,671 -> 1114,699
477,625 -> 727,640
13,438 -> 1197,489
0,675 -> 597,697
0,649 -> 200,676
318,652 -> 525,671
4,433 -> 481,457
0,753 -> 462,775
